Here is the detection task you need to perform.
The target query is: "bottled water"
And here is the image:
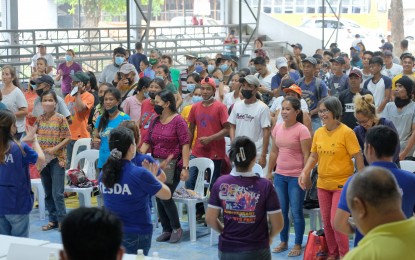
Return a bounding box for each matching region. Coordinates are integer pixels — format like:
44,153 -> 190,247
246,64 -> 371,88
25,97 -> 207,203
152,252 -> 160,260
136,249 -> 145,260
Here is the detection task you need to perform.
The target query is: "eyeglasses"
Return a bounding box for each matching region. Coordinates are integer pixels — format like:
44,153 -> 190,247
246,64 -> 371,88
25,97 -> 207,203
356,118 -> 370,125
318,109 -> 330,115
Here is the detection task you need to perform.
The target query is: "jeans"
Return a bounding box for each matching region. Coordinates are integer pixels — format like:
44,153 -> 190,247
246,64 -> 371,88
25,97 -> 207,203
186,155 -> 222,191
219,248 -> 271,260
318,188 -> 349,257
274,174 -> 305,245
0,214 -> 30,237
122,232 -> 152,255
157,168 -> 181,232
311,116 -> 322,132
40,158 -> 67,223
66,140 -> 87,170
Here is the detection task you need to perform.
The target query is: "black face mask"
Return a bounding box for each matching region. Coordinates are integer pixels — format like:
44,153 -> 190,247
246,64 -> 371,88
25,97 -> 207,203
241,89 -> 254,99
148,92 -> 157,100
36,88 -> 44,97
394,97 -> 411,108
126,78 -> 133,86
154,104 -> 164,115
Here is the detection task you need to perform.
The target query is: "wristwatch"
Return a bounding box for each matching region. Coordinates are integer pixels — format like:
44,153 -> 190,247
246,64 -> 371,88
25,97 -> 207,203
182,166 -> 190,170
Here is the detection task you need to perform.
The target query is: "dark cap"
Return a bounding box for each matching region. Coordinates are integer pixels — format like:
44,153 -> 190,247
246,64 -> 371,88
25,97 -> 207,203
30,74 -> 54,86
355,34 -> 360,38
281,78 -> 296,89
349,69 -> 362,78
379,42 -> 393,50
221,55 -> 232,61
291,43 -> 303,50
330,42 -> 338,48
383,50 -> 393,57
396,76 -> 414,96
332,47 -> 341,54
302,57 -> 317,65
196,57 -> 208,66
70,71 -> 90,83
350,45 -> 361,52
330,57 -> 346,65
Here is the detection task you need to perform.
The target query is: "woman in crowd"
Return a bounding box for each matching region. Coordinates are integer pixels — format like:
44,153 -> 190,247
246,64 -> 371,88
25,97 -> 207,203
211,67 -> 227,102
88,82 -> 112,135
0,110 -> 44,237
27,57 -> 48,127
181,84 -> 202,147
223,71 -> 244,109
1,65 -> 28,139
139,59 -> 150,78
36,90 -> 71,231
181,73 -> 201,109
99,126 -> 171,255
206,136 -> 283,260
353,93 -> 400,165
139,78 -> 165,147
86,71 -> 99,106
156,64 -> 182,108
55,49 -> 82,97
122,77 -> 151,123
299,96 -> 364,260
140,90 -> 190,243
93,88 -> 130,169
267,97 -> 311,257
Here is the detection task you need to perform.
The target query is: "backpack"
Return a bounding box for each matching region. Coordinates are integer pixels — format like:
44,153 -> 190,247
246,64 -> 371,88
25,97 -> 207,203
297,77 -> 322,101
67,168 -> 97,188
304,166 -> 319,209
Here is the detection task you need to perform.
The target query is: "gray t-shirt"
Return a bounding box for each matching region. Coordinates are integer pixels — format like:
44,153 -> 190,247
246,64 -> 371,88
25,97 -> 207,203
382,101 -> 415,155
32,94 -> 71,118
99,63 -> 140,84
2,88 -> 28,133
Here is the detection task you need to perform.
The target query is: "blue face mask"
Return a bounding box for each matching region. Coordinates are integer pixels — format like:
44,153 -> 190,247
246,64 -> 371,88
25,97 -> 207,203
207,65 -> 215,74
192,96 -> 203,104
220,64 -> 229,72
187,83 -> 196,93
195,65 -> 204,73
155,75 -> 164,80
65,55 -> 73,62
214,78 -> 220,86
115,56 -> 124,66
144,92 -> 150,99
31,84 -> 37,90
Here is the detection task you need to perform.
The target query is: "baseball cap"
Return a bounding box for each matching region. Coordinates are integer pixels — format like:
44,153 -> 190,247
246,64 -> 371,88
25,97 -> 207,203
379,42 -> 393,50
283,84 -> 302,96
302,57 -> 317,65
37,43 -> 46,48
119,63 -> 136,74
329,57 -> 346,65
349,69 -> 362,78
30,74 -> 54,86
201,77 -> 216,90
239,75 -> 260,87
291,43 -> 303,50
185,52 -> 198,59
70,71 -> 90,83
275,57 -> 288,69
383,50 -> 393,57
350,45 -> 361,52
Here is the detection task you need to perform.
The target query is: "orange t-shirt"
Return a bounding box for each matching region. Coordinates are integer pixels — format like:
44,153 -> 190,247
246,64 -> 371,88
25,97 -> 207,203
64,91 -> 94,140
25,90 -> 38,126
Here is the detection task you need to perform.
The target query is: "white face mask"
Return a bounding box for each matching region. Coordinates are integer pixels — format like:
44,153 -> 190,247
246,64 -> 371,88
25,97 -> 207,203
186,60 -> 194,67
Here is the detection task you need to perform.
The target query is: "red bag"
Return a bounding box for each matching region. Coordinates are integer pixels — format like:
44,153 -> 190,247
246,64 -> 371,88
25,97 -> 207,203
303,230 -> 328,260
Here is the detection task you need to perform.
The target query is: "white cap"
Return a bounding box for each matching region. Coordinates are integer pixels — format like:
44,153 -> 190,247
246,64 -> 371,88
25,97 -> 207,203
275,57 -> 288,69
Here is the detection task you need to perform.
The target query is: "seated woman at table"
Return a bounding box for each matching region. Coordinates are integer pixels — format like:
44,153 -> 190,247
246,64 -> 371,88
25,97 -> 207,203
0,110 -> 44,237
99,126 -> 171,255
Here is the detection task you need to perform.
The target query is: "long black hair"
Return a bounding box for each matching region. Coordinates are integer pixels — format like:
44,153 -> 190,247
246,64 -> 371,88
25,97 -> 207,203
229,136 -> 257,172
282,96 -> 303,124
101,126 -> 135,188
97,88 -> 121,133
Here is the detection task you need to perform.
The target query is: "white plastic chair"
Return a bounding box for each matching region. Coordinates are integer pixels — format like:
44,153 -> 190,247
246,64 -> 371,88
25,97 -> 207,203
31,179 -> 45,220
253,163 -> 264,177
65,149 -> 99,207
400,160 -> 415,172
303,208 -> 323,231
173,157 -> 214,242
68,138 -> 91,172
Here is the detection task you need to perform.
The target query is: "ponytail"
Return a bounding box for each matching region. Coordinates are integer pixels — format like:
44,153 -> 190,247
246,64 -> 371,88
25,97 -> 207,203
229,136 -> 257,172
101,126 -> 135,188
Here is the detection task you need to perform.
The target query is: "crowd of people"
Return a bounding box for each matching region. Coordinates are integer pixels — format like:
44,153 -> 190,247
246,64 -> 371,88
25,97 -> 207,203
1,35 -> 415,259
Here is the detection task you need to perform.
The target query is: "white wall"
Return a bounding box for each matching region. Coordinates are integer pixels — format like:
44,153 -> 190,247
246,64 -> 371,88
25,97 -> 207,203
18,0 -> 57,29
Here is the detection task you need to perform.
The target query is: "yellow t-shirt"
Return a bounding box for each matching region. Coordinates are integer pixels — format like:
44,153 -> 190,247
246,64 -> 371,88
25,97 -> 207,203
181,104 -> 197,147
391,72 -> 415,90
311,123 -> 360,190
343,218 -> 415,260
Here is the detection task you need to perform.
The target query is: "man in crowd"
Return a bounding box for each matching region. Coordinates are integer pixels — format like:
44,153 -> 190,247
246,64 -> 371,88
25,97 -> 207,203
363,57 -> 391,113
180,53 -> 198,94
343,165 -> 415,259
350,46 -> 363,69
31,43 -> 54,75
254,56 -> 275,105
379,42 -> 400,64
228,75 -> 270,168
128,42 -> 147,74
271,57 -> 300,97
161,54 -> 181,92
381,50 -> 403,80
392,54 -> 415,92
328,56 -> 349,97
113,63 -> 138,106
361,51 -> 374,83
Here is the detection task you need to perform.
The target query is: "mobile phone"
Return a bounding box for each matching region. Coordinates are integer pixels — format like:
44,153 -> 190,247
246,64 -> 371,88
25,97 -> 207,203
70,86 -> 79,96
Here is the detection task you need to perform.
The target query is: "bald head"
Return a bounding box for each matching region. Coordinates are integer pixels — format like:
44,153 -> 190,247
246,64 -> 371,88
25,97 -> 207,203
347,166 -> 401,211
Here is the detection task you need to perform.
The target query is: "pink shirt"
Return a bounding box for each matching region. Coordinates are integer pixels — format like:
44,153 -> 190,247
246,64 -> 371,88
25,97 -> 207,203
272,122 -> 311,177
188,100 -> 228,159
139,99 -> 157,148
122,95 -> 142,122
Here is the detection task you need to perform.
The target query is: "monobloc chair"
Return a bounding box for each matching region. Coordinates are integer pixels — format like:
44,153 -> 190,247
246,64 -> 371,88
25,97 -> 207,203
65,149 -> 99,207
31,179 -> 45,220
67,138 -> 91,173
173,157 -> 214,242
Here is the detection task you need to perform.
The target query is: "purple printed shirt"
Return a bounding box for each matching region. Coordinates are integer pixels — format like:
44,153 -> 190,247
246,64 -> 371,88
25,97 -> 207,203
143,115 -> 190,167
57,62 -> 82,94
208,171 -> 281,252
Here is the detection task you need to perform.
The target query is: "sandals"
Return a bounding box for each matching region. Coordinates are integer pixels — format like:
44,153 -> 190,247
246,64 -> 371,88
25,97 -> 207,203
287,247 -> 302,257
272,244 -> 288,253
42,222 -> 59,231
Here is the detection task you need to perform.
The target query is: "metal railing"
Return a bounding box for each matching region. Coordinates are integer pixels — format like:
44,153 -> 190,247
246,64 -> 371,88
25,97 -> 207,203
0,24 -> 255,82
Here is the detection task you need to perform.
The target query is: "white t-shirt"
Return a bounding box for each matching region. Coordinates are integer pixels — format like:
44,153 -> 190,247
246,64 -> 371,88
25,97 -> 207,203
270,96 -> 309,124
256,72 -> 275,91
223,91 -> 241,109
2,88 -> 28,133
228,100 -> 271,154
364,76 -> 391,111
381,63 -> 403,79
31,53 -> 55,76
